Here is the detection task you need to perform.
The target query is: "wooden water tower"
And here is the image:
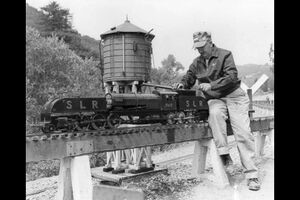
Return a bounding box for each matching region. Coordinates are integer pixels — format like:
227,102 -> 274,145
99,18 -> 155,173
100,18 -> 155,93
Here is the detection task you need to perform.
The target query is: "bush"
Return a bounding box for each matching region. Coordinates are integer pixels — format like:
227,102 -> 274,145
26,153 -> 107,182
26,26 -> 103,134
26,160 -> 60,181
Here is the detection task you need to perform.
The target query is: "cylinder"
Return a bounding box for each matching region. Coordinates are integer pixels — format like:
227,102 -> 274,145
102,33 -> 152,83
100,20 -> 155,84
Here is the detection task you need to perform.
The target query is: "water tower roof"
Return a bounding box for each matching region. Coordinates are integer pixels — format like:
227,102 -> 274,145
100,19 -> 154,39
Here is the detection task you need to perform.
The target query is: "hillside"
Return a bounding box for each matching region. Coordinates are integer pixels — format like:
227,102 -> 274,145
80,35 -> 100,59
237,63 -> 273,79
26,3 -> 45,32
26,3 -> 100,60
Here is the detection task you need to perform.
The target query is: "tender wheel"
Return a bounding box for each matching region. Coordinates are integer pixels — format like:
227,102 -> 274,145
177,112 -> 185,124
91,114 -> 107,130
107,113 -> 122,128
187,112 -> 194,123
167,113 -> 175,125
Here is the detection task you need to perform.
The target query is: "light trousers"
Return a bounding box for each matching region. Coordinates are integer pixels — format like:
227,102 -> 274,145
208,87 -> 258,179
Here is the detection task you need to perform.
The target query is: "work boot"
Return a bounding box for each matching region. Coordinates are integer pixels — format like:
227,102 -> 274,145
247,178 -> 261,191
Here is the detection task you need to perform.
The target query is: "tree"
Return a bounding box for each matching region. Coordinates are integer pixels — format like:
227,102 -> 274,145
26,3 -> 45,32
268,44 -> 274,91
26,26 -> 103,133
39,2 -> 80,55
38,1 -> 98,60
150,54 -> 184,85
26,26 -> 77,105
39,1 -> 72,33
26,2 -> 99,60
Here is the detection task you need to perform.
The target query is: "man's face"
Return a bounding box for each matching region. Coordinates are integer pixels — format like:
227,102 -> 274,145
196,42 -> 211,59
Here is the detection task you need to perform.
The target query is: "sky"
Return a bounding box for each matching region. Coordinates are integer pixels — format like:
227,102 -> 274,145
26,0 -> 274,71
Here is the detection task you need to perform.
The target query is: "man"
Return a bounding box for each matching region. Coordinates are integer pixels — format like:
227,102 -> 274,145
175,31 -> 260,191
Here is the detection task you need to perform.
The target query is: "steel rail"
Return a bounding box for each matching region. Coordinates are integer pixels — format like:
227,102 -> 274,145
253,103 -> 274,110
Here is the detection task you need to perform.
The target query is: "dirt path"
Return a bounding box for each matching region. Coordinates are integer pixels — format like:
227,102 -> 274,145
151,135 -> 274,200
182,139 -> 274,200
187,156 -> 274,200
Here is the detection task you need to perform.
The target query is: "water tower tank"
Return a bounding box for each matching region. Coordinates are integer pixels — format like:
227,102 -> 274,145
100,19 -> 155,83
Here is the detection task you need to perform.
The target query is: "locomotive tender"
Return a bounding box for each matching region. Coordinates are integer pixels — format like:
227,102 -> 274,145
40,84 -> 209,133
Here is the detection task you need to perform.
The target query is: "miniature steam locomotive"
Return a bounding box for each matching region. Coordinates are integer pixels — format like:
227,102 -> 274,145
39,84 -> 209,133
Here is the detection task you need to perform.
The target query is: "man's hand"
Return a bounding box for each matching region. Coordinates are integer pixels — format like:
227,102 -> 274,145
198,83 -> 211,91
173,83 -> 184,89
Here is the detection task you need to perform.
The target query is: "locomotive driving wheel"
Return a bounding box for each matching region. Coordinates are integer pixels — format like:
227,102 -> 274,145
107,113 -> 122,128
74,115 -> 90,131
91,114 -> 107,130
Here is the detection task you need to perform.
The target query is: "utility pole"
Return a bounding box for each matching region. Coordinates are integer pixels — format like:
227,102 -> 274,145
269,43 -> 274,73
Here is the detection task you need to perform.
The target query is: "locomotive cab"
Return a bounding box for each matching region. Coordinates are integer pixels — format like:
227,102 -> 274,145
152,91 -> 177,111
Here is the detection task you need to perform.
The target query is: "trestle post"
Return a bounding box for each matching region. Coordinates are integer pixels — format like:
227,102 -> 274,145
255,129 -> 274,157
192,139 -> 230,188
57,155 -> 93,200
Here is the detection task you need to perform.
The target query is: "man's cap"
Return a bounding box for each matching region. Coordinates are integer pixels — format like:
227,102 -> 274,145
193,31 -> 212,49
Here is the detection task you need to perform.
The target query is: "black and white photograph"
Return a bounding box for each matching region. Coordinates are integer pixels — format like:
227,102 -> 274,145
26,0 -> 274,199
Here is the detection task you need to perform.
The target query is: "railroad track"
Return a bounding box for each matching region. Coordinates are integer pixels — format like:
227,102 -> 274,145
26,122 -> 210,142
26,114 -> 274,143
253,103 -> 274,110
252,99 -> 274,111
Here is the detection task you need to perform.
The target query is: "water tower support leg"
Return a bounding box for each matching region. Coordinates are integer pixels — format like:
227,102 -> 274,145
104,83 -> 112,94
112,82 -> 119,93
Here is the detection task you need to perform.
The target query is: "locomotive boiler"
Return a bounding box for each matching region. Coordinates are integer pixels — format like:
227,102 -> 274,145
39,84 -> 209,133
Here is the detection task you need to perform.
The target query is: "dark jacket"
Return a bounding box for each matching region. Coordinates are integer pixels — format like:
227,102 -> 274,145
181,45 -> 241,99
